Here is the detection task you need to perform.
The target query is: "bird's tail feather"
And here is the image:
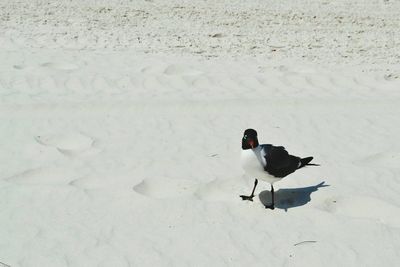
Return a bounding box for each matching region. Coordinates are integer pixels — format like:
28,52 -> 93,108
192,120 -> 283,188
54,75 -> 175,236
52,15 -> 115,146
299,157 -> 320,168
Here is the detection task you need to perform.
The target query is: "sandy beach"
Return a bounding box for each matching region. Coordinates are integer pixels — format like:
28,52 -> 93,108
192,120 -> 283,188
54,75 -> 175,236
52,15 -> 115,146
1,0 -> 400,266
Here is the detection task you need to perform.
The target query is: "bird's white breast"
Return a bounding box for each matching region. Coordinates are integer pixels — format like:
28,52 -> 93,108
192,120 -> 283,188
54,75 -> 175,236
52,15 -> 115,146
241,147 -> 282,184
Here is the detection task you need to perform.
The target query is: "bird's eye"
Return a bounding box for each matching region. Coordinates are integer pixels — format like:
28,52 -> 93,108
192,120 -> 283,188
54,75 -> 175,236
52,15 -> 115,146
244,135 -> 247,139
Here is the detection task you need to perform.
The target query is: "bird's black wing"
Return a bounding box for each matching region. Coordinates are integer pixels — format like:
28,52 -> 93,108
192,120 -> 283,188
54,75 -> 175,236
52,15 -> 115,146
262,145 -> 301,178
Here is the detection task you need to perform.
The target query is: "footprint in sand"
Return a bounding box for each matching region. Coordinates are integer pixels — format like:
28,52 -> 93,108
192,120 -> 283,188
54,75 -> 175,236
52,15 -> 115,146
141,64 -> 202,76
40,62 -> 79,71
163,64 -> 203,76
320,195 -> 400,228
133,177 -> 199,199
13,64 -> 25,70
140,65 -> 165,74
5,167 -> 79,186
35,132 -> 97,157
133,175 -> 249,202
194,177 -> 247,202
355,151 -> 400,169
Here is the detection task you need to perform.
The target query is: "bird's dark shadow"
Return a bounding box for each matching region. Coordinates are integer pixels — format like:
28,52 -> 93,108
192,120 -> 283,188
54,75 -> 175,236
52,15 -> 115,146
259,181 -> 329,211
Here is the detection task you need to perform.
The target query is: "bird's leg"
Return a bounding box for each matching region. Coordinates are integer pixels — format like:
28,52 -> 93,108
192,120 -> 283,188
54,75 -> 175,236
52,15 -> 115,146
240,179 -> 258,201
265,184 -> 275,210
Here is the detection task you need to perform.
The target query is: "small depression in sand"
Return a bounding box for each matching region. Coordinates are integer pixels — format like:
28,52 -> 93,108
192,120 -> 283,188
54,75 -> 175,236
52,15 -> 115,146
35,132 -> 94,157
133,177 -> 199,199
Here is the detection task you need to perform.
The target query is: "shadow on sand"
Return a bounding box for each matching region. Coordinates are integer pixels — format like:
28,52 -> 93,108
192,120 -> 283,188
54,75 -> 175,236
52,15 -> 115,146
259,181 -> 329,211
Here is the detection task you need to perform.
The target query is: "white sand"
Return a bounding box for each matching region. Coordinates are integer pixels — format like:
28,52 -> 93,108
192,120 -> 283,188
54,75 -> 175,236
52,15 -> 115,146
1,0 -> 400,266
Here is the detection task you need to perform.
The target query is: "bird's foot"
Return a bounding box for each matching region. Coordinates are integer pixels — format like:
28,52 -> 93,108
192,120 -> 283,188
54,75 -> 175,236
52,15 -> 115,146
240,195 -> 254,201
264,204 -> 275,210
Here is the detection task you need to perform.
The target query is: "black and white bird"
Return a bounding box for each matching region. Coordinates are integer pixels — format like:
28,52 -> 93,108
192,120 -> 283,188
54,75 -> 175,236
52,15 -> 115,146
240,128 -> 318,209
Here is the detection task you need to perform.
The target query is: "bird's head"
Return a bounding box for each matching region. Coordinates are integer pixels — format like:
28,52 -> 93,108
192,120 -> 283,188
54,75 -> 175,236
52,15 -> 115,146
242,128 -> 259,150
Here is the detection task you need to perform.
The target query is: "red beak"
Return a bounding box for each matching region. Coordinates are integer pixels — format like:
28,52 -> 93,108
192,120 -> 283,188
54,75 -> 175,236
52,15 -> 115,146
248,140 -> 255,148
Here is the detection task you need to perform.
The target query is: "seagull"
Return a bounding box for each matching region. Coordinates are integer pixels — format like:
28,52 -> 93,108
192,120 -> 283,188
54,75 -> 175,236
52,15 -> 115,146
240,128 -> 319,209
